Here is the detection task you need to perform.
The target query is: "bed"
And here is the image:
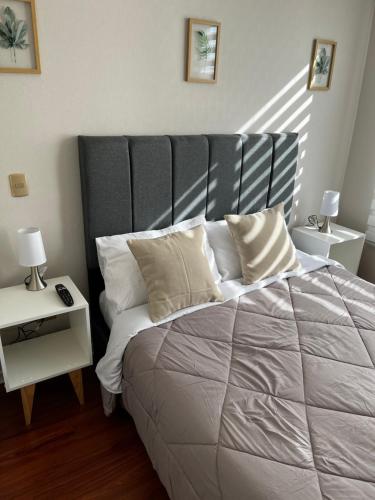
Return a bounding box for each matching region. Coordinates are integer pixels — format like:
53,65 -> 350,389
78,133 -> 375,499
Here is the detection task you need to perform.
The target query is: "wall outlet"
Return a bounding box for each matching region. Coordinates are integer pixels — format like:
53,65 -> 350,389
9,173 -> 28,197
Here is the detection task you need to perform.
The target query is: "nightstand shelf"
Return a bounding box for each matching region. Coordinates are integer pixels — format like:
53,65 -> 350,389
0,276 -> 92,425
3,328 -> 90,391
292,223 -> 365,274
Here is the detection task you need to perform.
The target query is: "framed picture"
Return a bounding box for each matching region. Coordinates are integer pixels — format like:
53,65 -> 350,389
186,18 -> 221,84
308,39 -> 336,91
0,0 -> 41,74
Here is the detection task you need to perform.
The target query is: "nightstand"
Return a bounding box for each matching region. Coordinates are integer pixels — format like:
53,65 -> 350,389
0,276 -> 92,425
292,223 -> 365,274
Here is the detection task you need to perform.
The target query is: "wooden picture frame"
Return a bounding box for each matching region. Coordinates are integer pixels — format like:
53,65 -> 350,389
308,39 -> 336,91
186,18 -> 221,84
0,0 -> 41,74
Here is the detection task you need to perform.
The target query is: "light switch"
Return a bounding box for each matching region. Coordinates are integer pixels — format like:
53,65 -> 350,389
9,173 -> 28,197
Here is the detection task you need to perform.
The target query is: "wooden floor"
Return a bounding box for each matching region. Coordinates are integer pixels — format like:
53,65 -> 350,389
0,369 -> 168,499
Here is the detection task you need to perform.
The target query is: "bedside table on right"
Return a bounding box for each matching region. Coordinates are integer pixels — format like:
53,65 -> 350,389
292,223 -> 365,275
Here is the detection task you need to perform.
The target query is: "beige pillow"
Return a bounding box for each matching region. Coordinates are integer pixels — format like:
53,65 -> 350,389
225,203 -> 300,284
127,225 -> 223,322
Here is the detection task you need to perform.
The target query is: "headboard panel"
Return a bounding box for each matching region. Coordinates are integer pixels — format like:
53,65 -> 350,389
239,134 -> 273,214
206,135 -> 243,219
130,136 -> 173,232
171,135 -> 209,223
269,133 -> 299,214
78,136 -> 132,269
78,132 -> 298,358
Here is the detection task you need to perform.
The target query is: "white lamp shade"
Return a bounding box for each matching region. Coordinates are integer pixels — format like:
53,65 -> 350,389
320,190 -> 340,217
17,227 -> 47,267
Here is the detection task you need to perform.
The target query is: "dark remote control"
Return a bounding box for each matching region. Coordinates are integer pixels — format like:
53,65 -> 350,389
55,284 -> 74,307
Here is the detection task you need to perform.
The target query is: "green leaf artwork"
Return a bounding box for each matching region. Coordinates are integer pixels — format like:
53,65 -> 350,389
0,6 -> 29,63
196,30 -> 214,61
315,47 -> 330,76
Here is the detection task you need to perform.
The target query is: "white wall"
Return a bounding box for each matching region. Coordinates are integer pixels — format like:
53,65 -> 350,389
339,13 -> 375,283
340,13 -> 375,232
1,0 -> 374,294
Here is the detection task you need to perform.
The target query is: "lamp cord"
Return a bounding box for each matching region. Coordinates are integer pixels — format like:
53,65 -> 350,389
23,265 -> 47,288
13,318 -> 45,343
308,215 -> 323,230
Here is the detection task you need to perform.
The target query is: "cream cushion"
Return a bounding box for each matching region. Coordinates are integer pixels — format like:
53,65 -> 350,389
127,225 -> 223,322
225,203 -> 300,284
95,215 -> 221,317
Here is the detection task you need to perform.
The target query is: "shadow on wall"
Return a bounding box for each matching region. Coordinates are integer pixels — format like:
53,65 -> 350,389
0,228 -> 18,287
56,137 -> 87,293
151,65 -> 313,231
173,64 -> 313,228
236,64 -> 313,226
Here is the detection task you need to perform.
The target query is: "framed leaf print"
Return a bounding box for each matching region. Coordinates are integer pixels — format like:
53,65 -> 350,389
0,0 -> 41,74
308,39 -> 336,91
186,18 -> 221,84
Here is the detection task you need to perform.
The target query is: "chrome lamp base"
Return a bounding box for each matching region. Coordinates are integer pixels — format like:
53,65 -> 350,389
319,216 -> 332,234
26,266 -> 47,291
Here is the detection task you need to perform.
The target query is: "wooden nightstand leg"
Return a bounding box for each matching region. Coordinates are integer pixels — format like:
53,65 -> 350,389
69,369 -> 84,405
21,384 -> 35,426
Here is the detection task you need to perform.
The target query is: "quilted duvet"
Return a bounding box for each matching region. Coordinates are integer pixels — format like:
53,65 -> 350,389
122,266 -> 375,500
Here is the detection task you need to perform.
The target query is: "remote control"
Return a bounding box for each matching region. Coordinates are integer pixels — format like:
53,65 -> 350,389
55,284 -> 74,307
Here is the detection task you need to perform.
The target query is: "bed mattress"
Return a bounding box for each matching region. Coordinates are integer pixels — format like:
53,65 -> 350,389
122,265 -> 375,499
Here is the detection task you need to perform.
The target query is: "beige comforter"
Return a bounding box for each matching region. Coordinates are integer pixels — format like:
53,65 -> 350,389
122,265 -> 375,499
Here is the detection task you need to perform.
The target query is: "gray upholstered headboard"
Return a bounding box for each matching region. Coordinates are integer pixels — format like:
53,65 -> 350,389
78,133 -> 298,357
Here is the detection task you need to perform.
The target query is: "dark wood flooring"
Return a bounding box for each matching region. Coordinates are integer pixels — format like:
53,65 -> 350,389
0,369 -> 168,499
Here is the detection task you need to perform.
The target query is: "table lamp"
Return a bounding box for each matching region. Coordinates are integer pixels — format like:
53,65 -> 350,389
319,191 -> 340,234
17,227 -> 47,291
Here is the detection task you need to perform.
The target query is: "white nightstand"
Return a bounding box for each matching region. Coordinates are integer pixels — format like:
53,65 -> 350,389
0,276 -> 92,425
292,223 -> 365,274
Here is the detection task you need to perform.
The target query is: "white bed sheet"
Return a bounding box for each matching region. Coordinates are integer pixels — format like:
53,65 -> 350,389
99,291 -> 117,329
96,250 -> 338,394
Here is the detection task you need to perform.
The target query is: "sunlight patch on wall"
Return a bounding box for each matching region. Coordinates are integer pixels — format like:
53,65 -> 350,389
234,64 -> 314,226
292,114 -> 311,134
236,65 -> 310,134
276,97 -> 313,133
257,85 -> 307,133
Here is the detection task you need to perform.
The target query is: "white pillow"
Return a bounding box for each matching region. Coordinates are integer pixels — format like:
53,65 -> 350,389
96,215 -> 221,315
205,220 -> 242,281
